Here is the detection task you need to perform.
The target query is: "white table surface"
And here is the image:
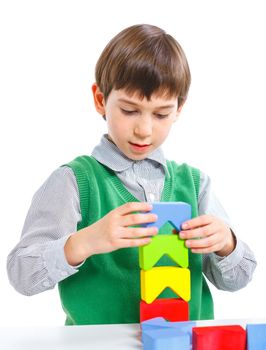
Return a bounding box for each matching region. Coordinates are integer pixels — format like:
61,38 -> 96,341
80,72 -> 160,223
1,318 -> 266,350
0,323 -> 142,350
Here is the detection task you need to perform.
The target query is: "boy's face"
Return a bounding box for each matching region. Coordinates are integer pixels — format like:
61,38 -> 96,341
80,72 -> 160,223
93,85 -> 181,161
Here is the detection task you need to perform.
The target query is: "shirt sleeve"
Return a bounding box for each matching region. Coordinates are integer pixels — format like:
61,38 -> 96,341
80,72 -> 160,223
6,166 -> 82,296
199,171 -> 257,291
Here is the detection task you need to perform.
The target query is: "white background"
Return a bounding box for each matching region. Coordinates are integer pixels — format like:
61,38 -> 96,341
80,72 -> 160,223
0,0 -> 265,326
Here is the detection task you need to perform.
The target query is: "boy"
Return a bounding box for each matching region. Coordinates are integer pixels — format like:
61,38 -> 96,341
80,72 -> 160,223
7,24 -> 256,325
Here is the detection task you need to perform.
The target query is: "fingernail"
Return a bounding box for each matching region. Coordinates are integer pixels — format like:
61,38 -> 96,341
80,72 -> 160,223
182,223 -> 188,229
179,232 -> 185,238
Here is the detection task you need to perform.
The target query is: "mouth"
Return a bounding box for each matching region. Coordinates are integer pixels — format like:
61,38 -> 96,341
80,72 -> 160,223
129,142 -> 151,152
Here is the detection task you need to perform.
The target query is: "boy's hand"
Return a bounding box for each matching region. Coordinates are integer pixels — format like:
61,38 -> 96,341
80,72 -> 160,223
88,202 -> 158,253
176,215 -> 236,257
65,202 -> 158,265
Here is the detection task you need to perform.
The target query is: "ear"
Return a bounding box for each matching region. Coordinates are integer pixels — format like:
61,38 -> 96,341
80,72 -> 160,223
177,100 -> 185,114
92,83 -> 106,116
174,102 -> 185,121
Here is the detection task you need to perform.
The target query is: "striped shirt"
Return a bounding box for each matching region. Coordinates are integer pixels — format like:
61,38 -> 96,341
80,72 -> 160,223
7,134 -> 256,296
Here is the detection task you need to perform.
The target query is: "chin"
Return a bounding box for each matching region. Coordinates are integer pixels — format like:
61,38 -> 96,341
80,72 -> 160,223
129,154 -> 148,161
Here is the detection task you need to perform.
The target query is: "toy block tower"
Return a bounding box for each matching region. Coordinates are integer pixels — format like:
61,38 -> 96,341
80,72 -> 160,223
139,202 -> 191,322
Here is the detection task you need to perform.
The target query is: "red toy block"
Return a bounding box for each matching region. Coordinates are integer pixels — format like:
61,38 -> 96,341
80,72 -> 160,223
140,298 -> 189,322
193,325 -> 246,350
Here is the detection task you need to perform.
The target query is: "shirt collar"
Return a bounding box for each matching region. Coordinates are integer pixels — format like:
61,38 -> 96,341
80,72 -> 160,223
91,134 -> 170,177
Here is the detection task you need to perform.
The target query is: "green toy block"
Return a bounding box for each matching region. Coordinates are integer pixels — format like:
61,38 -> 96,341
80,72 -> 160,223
139,234 -> 188,270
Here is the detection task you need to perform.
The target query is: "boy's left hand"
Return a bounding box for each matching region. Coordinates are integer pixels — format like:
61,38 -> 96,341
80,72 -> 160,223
177,215 -> 236,257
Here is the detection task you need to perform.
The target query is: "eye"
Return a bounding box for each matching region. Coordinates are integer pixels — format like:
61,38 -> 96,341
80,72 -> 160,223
121,108 -> 137,115
155,113 -> 169,119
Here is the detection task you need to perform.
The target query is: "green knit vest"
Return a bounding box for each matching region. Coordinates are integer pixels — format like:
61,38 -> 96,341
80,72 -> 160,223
58,156 -> 214,325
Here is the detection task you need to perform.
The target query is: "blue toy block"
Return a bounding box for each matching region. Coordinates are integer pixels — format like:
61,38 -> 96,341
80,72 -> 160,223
141,317 -> 167,330
142,202 -> 191,231
247,324 -> 266,350
142,328 -> 190,350
141,317 -> 196,344
142,317 -> 196,330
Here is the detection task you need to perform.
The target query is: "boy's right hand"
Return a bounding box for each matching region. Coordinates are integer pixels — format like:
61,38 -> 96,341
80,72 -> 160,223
64,202 -> 158,266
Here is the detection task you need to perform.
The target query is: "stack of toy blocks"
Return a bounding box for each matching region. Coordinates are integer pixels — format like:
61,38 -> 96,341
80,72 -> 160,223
139,202 -> 266,349
139,202 -> 192,323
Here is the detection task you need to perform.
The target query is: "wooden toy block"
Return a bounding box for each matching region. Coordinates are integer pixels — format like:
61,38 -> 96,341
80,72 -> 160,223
140,298 -> 189,322
141,266 -> 190,304
141,317 -> 196,345
142,202 -> 191,231
142,327 -> 190,350
192,325 -> 246,350
247,324 -> 266,350
139,234 -> 188,270
141,317 -> 196,350
141,317 -> 167,329
141,317 -> 196,332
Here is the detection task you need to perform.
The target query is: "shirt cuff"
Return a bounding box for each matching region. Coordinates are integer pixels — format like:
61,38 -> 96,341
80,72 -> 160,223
42,234 -> 83,285
209,237 -> 245,274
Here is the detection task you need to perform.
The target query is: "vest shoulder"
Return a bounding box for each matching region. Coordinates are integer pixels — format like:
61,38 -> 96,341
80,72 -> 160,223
64,155 -> 95,167
63,155 -> 103,174
166,160 -> 201,200
166,160 -> 200,175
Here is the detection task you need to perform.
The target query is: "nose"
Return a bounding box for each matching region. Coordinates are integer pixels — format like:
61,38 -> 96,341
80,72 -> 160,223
134,116 -> 152,138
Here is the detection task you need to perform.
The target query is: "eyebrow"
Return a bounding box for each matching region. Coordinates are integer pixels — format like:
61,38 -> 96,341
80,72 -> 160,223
117,98 -> 175,109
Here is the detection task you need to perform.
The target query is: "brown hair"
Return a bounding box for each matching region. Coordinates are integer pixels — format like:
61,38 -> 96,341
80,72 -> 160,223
95,24 -> 191,107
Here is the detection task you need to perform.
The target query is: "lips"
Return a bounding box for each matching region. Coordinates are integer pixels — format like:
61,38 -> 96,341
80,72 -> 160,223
129,142 -> 151,152
129,142 -> 151,147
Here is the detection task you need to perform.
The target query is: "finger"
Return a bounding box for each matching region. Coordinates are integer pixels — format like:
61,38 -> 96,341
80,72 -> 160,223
123,226 -> 158,239
118,237 -> 153,248
122,213 -> 158,227
190,243 -> 223,254
117,202 -> 153,215
179,222 -> 218,240
185,233 -> 218,249
182,215 -> 213,230
186,237 -> 213,249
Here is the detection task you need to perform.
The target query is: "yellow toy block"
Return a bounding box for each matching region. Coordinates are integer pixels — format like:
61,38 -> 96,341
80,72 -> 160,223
141,266 -> 190,304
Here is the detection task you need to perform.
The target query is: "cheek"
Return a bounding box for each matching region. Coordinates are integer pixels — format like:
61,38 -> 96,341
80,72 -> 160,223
156,122 -> 174,140
107,119 -> 128,139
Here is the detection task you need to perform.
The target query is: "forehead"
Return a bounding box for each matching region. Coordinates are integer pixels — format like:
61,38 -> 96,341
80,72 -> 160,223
109,89 -> 178,108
